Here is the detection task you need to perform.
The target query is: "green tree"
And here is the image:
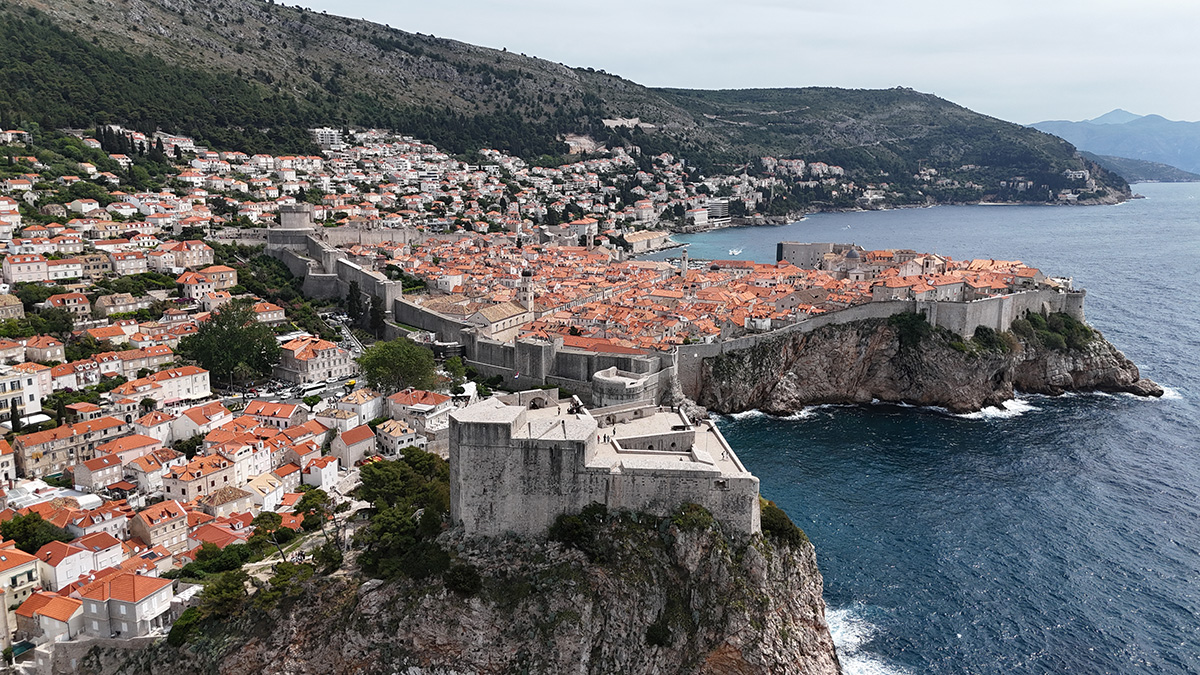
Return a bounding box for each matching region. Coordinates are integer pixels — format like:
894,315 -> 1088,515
64,335 -> 110,363
34,307 -> 74,337
139,397 -> 157,413
295,489 -> 334,543
251,511 -> 288,560
14,283 -> 66,311
443,356 -> 466,385
177,298 -> 281,386
174,434 -> 203,460
9,398 -> 20,433
356,338 -> 436,394
346,281 -> 362,326
197,569 -> 248,619
369,294 -> 385,337
312,541 -> 343,574
0,512 -> 73,553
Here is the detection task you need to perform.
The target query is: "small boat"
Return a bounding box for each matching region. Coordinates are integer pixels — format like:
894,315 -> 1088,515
729,248 -> 743,256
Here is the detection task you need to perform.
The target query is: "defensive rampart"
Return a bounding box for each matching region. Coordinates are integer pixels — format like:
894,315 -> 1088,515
676,288 -> 1085,400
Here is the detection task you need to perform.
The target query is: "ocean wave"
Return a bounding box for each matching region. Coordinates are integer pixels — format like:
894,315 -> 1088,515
1159,386 -> 1183,400
782,408 -> 817,420
1116,385 -> 1183,401
955,398 -> 1039,420
826,605 -> 911,675
727,409 -> 768,420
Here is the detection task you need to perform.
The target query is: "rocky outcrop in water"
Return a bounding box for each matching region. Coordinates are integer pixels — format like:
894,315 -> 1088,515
78,520 -> 839,675
696,316 -> 1162,415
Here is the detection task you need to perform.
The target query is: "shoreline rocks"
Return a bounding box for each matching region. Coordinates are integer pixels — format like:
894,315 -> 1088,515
694,317 -> 1161,416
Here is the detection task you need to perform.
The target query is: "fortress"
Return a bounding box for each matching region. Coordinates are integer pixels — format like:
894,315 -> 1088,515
449,394 -> 761,536
265,204 -> 407,318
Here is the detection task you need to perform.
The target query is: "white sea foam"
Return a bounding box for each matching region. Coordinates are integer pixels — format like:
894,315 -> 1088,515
826,606 -> 912,675
728,409 -> 768,420
955,398 -> 1039,420
1116,385 -> 1183,401
782,408 -> 817,421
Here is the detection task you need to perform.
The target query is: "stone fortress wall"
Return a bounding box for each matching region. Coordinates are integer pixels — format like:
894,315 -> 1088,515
674,288 -> 1085,399
449,396 -> 761,537
265,204 -> 405,317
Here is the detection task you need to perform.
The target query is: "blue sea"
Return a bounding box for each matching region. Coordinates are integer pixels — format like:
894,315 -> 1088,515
662,184 -> 1200,674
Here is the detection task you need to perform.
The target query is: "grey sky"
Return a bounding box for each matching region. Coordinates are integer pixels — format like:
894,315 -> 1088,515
298,0 -> 1198,124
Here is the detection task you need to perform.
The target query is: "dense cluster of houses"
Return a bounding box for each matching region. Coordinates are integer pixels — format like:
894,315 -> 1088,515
345,232 -> 1060,351
0,380 -> 452,651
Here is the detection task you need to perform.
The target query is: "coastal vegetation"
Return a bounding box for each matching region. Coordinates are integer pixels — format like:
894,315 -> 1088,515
1011,311 -> 1094,351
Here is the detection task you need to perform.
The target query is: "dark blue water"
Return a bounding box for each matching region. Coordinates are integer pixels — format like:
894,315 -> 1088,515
671,184 -> 1200,674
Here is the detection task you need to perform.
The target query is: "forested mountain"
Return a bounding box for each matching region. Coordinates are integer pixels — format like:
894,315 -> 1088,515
0,0 -> 1124,198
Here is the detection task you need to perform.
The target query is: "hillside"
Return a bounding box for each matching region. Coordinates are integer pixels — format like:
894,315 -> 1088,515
71,519 -> 840,675
0,0 -> 1125,201
1079,151 -> 1200,183
1033,111 -> 1200,174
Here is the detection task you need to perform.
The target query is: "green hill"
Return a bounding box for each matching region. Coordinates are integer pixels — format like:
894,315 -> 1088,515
0,0 -> 1125,201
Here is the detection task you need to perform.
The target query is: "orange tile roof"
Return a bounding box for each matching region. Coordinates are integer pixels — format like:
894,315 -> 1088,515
0,544 -> 37,573
35,540 -> 87,568
77,571 -> 172,603
135,500 -> 185,527
339,424 -> 375,447
17,592 -> 82,623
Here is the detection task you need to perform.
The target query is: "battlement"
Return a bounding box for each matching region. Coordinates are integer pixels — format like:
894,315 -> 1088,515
449,396 -> 760,537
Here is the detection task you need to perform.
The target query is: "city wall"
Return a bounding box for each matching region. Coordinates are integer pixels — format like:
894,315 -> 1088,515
265,220 -> 404,315
676,288 -> 1085,399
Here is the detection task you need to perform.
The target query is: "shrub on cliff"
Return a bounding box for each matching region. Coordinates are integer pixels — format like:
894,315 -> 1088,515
444,563 -> 483,596
760,499 -> 808,547
971,326 -> 1008,352
1013,312 -> 1093,351
671,503 -> 716,531
198,569 -> 250,619
548,502 -> 610,560
888,312 -> 932,349
167,607 -> 200,647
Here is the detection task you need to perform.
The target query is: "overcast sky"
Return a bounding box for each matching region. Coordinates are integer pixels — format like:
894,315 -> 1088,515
297,0 -> 1198,124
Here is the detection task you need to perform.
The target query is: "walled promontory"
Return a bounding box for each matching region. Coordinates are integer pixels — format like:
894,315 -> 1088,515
694,314 -> 1162,415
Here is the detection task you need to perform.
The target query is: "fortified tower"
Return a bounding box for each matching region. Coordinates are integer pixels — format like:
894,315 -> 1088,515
519,268 -> 535,312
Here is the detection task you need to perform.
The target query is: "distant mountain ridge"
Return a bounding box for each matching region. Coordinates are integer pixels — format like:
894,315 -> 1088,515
1032,110 -> 1200,174
1079,152 -> 1200,183
0,0 -> 1125,203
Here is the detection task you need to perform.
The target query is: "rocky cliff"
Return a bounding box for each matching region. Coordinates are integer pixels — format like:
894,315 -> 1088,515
78,516 -> 840,675
695,315 -> 1162,415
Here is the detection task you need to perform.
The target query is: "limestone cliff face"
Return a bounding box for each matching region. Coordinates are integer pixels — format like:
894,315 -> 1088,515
86,525 -> 840,675
696,318 -> 1161,415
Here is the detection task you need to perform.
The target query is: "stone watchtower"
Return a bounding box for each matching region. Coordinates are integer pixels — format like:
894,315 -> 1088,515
277,203 -> 315,229
519,268 -> 535,312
